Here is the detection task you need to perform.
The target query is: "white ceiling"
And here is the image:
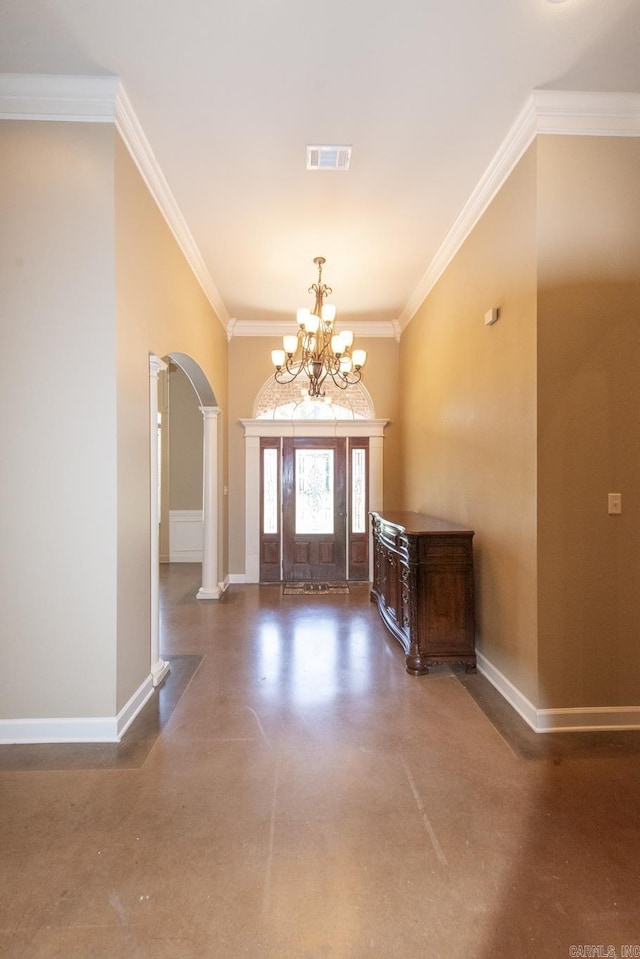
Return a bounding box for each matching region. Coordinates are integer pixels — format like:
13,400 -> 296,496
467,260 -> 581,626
1,0 -> 639,331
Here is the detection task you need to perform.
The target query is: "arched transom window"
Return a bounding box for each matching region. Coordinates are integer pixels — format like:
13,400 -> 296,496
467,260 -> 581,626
254,375 -> 374,420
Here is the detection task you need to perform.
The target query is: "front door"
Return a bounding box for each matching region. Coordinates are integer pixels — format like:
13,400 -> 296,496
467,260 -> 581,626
282,437 -> 346,582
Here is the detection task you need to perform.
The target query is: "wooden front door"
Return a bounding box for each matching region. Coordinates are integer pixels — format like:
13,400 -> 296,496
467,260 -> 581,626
282,437 -> 346,582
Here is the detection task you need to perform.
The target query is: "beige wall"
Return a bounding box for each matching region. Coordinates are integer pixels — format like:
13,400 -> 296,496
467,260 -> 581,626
227,335 -> 402,576
114,134 -> 228,711
0,121 -> 118,718
399,145 -> 539,702
168,364 -> 204,510
400,135 -> 640,714
537,136 -> 640,709
0,118 -> 228,725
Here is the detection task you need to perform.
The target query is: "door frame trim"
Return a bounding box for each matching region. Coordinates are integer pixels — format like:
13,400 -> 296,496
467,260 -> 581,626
240,419 -> 388,583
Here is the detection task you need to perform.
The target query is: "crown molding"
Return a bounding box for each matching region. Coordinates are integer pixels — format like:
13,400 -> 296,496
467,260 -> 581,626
399,90 -> 640,331
113,84 -> 229,328
228,318 -> 399,339
0,73 -> 229,330
0,72 -> 119,120
533,89 -> 640,136
4,79 -> 638,339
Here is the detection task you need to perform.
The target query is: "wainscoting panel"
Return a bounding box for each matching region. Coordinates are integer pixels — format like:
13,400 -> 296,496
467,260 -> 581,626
169,510 -> 203,563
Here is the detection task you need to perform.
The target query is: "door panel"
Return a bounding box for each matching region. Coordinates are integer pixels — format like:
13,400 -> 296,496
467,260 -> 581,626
283,437 -> 346,581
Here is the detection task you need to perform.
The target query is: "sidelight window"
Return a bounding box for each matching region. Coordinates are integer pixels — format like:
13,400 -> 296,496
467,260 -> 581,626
263,447 -> 279,534
351,447 -> 366,533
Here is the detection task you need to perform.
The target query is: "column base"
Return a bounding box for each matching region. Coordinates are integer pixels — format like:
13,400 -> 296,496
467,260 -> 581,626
151,658 -> 170,687
197,584 -> 223,600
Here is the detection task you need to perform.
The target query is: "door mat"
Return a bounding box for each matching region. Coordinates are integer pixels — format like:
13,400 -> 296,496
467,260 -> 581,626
283,582 -> 350,595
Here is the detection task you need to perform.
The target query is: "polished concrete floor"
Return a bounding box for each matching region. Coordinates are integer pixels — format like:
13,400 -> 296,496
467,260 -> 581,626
2,564 -> 640,958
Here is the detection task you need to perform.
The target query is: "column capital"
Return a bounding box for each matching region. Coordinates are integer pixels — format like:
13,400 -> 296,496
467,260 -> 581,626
149,354 -> 168,376
200,405 -> 221,419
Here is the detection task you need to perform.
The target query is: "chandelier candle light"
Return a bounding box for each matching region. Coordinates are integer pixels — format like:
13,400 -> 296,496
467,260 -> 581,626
271,256 -> 367,397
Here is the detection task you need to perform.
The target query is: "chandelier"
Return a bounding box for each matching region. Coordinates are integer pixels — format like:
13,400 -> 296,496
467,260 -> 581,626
271,256 -> 367,398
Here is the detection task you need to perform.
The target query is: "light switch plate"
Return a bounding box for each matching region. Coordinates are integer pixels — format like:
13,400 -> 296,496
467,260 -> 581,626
608,493 -> 622,515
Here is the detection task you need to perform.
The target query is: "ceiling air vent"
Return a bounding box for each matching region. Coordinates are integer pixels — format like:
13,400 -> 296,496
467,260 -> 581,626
307,145 -> 352,171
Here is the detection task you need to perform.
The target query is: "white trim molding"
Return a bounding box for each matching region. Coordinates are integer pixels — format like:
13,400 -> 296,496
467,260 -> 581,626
0,73 -> 119,121
169,510 -> 204,562
114,84 -> 228,328
0,674 -> 154,744
0,73 -> 228,330
476,650 -> 640,734
535,706 -> 640,734
399,90 -> 640,330
240,418 -> 389,439
229,319 -> 400,339
475,650 -> 538,731
5,77 -> 638,343
240,418 -> 387,584
533,89 -> 640,137
150,354 -> 170,688
117,675 -> 155,738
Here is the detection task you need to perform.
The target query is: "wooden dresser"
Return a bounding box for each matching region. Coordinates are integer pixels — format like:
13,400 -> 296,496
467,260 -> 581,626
370,511 -> 476,675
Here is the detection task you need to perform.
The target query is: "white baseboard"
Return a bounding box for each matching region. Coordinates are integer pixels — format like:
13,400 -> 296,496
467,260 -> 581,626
227,573 -> 246,584
476,650 -> 640,733
535,705 -> 640,733
117,675 -> 155,738
476,650 -> 538,731
0,674 -> 155,744
169,509 -> 203,562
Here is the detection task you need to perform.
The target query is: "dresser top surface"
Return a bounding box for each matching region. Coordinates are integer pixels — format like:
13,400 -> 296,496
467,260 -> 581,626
371,511 -> 474,536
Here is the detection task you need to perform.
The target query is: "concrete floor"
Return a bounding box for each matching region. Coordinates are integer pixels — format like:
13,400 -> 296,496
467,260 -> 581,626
1,563 -> 639,958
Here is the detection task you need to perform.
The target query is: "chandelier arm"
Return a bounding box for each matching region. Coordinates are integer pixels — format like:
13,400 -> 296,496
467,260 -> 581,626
274,357 -> 305,385
328,370 -> 351,390
328,366 -> 362,390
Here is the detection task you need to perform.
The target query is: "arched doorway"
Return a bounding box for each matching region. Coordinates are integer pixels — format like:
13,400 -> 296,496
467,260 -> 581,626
149,352 -> 222,681
167,354 -> 222,601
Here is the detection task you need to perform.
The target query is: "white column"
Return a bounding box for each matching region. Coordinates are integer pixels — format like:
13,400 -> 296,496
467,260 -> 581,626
197,405 -> 223,599
149,355 -> 170,686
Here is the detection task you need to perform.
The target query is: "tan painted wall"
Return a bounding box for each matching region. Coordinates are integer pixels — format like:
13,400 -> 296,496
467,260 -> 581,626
0,121 -> 118,718
168,364 -> 204,510
399,145 -> 539,702
0,121 -> 228,722
537,136 -> 640,709
227,335 -> 402,576
114,134 -> 228,710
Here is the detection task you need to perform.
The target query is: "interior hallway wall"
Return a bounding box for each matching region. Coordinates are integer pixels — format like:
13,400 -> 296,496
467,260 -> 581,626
0,117 -> 228,731
114,133 -> 228,713
399,145 -> 539,703
0,120 -> 118,720
537,135 -> 640,710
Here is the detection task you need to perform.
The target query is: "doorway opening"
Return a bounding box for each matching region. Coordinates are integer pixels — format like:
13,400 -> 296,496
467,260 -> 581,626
242,379 -> 386,583
259,436 -> 369,583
